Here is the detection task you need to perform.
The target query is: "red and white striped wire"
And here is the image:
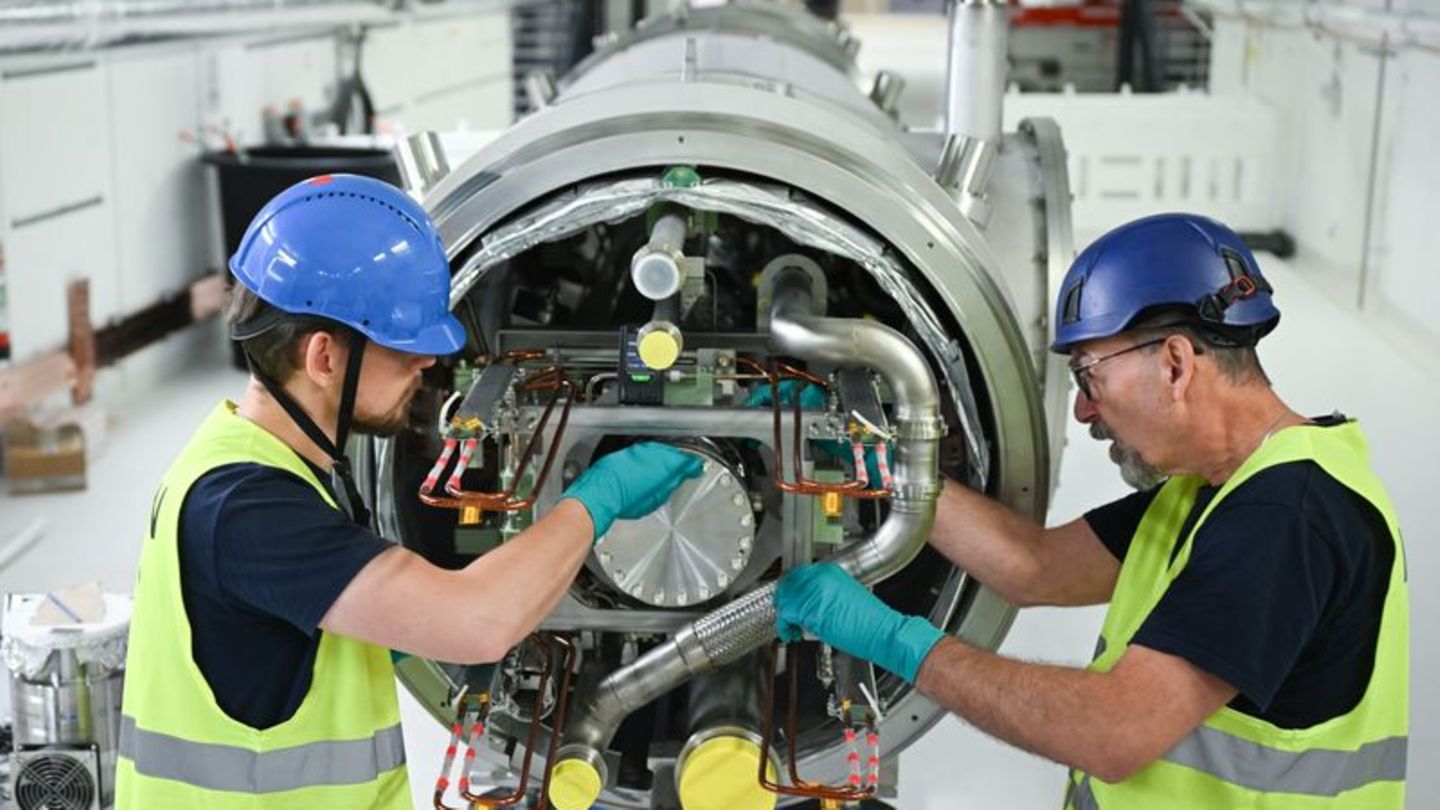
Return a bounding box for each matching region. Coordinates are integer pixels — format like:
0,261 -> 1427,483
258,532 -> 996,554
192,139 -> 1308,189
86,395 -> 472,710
456,714 -> 485,796
420,439 -> 459,496
445,438 -> 480,496
850,439 -> 870,487
866,730 -> 881,787
874,443 -> 893,491
845,727 -> 863,787
432,715 -> 464,799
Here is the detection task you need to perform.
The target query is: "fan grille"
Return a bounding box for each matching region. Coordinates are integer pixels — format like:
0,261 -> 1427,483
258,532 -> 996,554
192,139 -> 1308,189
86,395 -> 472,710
14,752 -> 96,810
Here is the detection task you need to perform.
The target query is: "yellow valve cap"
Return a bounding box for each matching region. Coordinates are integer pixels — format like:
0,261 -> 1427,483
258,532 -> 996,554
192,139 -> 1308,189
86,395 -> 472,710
638,329 -> 682,371
678,735 -> 777,810
548,759 -> 603,810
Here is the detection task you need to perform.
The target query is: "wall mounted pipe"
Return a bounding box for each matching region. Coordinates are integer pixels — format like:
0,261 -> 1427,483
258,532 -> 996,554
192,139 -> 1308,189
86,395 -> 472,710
0,0 -> 509,54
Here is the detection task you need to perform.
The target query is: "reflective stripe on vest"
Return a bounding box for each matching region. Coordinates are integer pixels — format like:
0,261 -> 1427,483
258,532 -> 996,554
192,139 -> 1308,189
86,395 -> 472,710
119,715 -> 405,794
1066,422 -> 1408,809
118,401 -> 409,809
1163,726 -> 1407,797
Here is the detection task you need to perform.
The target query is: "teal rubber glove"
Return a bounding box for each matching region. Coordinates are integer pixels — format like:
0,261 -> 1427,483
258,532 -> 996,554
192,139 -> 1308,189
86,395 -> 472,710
744,380 -> 889,485
743,378 -> 826,409
774,562 -> 945,684
561,442 -> 704,543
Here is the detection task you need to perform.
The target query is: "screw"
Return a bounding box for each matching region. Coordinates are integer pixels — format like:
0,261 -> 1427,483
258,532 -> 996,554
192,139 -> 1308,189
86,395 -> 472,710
716,573 -> 730,588
719,473 -> 732,486
739,514 -> 752,527
732,492 -> 746,507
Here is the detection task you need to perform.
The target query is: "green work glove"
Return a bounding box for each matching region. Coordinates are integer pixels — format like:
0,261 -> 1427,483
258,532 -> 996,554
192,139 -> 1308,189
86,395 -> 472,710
561,442 -> 703,543
774,562 -> 945,684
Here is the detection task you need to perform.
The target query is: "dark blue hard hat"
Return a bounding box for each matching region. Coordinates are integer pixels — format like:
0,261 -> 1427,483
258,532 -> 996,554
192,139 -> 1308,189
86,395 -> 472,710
229,173 -> 466,356
1051,213 -> 1280,354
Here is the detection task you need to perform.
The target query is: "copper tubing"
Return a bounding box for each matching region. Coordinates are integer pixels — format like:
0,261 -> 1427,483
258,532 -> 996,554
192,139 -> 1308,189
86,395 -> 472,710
757,642 -> 877,802
419,368 -> 574,513
531,635 -> 577,810
734,355 -> 889,501
460,634 -> 576,807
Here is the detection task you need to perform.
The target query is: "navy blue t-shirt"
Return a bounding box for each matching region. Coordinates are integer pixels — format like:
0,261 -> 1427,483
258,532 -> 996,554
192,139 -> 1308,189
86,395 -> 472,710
1084,419 -> 1393,729
177,462 -> 392,730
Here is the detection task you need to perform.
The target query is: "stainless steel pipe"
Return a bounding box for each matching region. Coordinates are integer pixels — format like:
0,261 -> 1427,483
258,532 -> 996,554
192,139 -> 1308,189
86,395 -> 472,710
554,269 -> 943,781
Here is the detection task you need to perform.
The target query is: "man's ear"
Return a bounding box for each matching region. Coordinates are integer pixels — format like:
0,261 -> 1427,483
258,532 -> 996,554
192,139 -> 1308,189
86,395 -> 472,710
1163,334 -> 1197,399
298,330 -> 346,389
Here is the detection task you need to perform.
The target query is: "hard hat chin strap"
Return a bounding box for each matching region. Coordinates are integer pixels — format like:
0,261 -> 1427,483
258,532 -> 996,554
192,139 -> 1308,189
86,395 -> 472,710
244,331 -> 372,526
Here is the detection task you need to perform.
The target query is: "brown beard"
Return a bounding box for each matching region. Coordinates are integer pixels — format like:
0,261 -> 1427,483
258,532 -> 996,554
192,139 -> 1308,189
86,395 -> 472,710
354,381 -> 419,437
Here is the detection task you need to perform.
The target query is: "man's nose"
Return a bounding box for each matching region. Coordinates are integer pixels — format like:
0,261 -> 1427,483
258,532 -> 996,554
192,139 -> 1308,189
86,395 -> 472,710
1073,386 -> 1099,424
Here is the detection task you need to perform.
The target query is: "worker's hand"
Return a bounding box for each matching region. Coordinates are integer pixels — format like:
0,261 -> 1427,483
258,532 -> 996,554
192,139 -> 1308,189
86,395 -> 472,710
744,381 -> 891,487
743,378 -> 826,409
774,562 -> 944,684
561,442 -> 704,543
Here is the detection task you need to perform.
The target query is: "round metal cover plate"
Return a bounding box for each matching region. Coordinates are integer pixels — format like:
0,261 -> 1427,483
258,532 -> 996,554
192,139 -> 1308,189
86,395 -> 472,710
595,448 -> 755,607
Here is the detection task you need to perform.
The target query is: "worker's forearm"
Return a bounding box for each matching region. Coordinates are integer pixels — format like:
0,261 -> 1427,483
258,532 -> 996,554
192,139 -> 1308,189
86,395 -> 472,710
914,637 -> 1135,778
457,499 -> 593,651
930,479 -> 1046,603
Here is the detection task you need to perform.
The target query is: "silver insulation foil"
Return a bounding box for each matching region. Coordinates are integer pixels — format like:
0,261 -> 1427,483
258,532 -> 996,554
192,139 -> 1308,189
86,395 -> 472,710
448,175 -> 991,483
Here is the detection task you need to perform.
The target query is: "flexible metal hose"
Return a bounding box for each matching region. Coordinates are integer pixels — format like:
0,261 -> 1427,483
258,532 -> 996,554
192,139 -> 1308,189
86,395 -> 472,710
558,266 -> 944,773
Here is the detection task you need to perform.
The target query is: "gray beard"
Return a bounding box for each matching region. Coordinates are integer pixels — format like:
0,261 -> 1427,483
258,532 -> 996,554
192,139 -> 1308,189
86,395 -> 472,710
1090,422 -> 1167,491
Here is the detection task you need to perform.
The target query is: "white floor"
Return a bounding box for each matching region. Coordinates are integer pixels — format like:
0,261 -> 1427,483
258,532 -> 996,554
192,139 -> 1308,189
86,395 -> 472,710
0,253 -> 1434,809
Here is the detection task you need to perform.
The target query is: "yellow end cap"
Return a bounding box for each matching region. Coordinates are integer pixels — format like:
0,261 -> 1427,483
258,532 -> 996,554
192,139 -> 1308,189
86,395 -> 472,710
548,759 -> 603,810
678,735 -> 777,810
638,330 -> 681,371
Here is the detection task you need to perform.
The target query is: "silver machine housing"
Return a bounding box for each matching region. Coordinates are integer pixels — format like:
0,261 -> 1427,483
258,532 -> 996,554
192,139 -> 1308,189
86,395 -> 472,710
371,2 -> 1075,807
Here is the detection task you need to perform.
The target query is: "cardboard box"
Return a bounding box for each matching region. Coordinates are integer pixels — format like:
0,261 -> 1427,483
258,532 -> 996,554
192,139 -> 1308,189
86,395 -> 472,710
3,419 -> 86,494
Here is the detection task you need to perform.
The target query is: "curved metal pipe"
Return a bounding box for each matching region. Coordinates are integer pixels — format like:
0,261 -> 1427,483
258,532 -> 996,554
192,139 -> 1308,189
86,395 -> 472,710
555,271 -> 943,770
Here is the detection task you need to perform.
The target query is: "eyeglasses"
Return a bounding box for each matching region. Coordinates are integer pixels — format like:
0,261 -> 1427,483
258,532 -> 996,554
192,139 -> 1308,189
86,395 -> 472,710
1069,338 -> 1166,400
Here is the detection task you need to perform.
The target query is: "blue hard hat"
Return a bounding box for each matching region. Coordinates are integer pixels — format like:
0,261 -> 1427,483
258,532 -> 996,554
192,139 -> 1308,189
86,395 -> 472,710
229,173 -> 466,356
1051,213 -> 1280,353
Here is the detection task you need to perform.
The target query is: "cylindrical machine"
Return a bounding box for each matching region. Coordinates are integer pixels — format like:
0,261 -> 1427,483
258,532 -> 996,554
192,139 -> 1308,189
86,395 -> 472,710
371,4 -> 1075,808
2,593 -> 129,810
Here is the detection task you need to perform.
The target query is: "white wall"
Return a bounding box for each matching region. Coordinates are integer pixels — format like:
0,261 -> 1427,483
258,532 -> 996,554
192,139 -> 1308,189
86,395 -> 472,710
0,7 -> 513,407
1205,0 -> 1440,355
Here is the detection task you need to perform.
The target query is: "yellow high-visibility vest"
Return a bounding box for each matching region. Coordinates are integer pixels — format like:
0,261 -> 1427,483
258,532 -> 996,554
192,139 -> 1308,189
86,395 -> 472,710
117,400 -> 410,809
1066,420 -> 1407,809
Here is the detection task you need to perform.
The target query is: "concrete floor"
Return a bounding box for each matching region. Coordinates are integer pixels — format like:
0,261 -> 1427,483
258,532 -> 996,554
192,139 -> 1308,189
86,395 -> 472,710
0,253 -> 1433,808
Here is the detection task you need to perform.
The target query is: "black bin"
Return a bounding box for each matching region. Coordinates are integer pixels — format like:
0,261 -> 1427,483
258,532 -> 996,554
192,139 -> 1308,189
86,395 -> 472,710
203,146 -> 403,366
